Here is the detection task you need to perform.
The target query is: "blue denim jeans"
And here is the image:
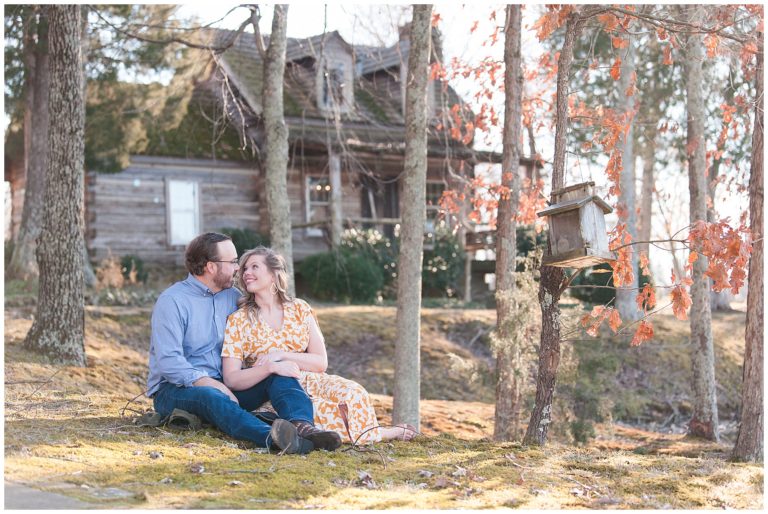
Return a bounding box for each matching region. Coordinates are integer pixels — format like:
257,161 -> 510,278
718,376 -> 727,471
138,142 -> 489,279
153,375 -> 314,447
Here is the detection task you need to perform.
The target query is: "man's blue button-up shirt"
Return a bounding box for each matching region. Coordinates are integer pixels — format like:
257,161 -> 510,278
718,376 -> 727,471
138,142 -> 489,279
146,274 -> 241,397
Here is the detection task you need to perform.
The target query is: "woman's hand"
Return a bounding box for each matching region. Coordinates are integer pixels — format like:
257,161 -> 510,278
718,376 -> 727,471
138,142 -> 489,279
268,360 -> 301,379
256,351 -> 286,367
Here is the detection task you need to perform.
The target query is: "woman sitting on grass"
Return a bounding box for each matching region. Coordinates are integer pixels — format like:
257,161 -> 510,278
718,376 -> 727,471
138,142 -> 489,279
221,246 -> 416,444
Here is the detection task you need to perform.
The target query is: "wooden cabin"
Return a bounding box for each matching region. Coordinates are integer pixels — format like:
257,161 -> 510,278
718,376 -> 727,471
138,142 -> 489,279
83,28 -> 539,278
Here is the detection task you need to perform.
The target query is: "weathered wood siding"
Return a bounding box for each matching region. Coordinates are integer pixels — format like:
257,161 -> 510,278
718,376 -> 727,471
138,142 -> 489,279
87,156 -> 259,265
86,153 -> 473,265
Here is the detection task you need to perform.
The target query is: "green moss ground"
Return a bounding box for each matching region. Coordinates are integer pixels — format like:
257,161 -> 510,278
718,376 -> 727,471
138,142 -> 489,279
3,303 -> 762,509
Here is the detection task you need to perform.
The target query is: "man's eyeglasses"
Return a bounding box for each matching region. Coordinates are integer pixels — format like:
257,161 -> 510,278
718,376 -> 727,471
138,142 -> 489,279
213,259 -> 239,265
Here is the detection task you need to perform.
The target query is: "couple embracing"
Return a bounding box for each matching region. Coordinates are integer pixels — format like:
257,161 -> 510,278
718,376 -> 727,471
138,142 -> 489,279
146,232 -> 415,454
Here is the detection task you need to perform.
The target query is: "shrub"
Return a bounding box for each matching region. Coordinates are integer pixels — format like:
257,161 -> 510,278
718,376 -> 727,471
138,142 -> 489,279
568,262 -> 653,305
298,249 -> 384,304
220,228 -> 269,256
516,225 -> 547,262
340,228 -> 398,298
422,225 -> 463,298
341,226 -> 467,299
120,255 -> 148,284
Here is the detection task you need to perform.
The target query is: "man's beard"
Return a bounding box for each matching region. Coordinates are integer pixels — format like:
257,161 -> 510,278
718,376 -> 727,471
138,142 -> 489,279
213,267 -> 235,291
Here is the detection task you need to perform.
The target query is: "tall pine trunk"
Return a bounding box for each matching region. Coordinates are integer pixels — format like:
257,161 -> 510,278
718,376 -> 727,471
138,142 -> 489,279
259,5 -> 294,295
523,9 -> 590,446
9,7 -> 49,280
393,4 -> 432,429
683,5 -> 718,441
79,6 -> 96,288
614,33 -> 640,321
732,32 -> 763,462
23,5 -> 86,366
494,4 -> 523,441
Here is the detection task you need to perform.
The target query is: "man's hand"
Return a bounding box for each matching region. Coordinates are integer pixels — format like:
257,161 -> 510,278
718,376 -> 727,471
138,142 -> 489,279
268,361 -> 301,379
193,376 -> 239,404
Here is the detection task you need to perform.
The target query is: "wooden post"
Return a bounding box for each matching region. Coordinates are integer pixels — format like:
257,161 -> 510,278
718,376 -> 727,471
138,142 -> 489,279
464,250 -> 472,303
329,151 -> 343,247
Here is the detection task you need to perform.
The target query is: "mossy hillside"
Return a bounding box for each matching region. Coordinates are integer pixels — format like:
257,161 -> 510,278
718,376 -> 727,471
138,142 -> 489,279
317,307 -> 497,402
4,303 -> 760,509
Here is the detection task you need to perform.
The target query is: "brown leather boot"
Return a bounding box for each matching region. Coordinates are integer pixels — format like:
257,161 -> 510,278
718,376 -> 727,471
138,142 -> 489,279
291,421 -> 342,451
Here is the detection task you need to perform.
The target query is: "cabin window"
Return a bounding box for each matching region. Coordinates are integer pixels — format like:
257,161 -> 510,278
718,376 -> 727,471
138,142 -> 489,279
425,181 -> 446,234
317,55 -> 352,114
323,65 -> 345,108
306,176 -> 331,237
166,179 -> 200,246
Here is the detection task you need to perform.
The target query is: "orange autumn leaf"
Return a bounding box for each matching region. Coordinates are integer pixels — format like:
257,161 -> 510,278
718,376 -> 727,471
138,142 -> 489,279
636,283 -> 657,311
639,252 -> 651,276
663,45 -> 673,65
608,308 -> 622,333
610,57 -> 622,80
631,320 -> 654,347
470,20 -> 479,33
612,36 -> 629,49
597,12 -> 619,31
670,283 -> 692,320
686,250 -> 698,272
531,6 -> 572,41
688,219 -> 752,293
625,71 -> 637,97
704,33 -> 720,58
431,12 -> 442,27
581,305 -> 620,337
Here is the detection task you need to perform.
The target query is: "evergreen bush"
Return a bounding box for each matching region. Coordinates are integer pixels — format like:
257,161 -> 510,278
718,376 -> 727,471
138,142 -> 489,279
422,225 -> 463,297
568,262 -> 653,305
220,228 -> 269,256
298,249 -> 384,304
120,255 -> 148,283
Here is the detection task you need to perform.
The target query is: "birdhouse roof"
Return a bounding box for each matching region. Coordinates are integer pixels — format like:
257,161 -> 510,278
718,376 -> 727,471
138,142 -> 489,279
536,195 -> 613,217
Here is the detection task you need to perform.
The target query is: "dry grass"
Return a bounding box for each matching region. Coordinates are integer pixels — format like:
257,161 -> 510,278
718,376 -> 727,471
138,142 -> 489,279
3,303 -> 761,509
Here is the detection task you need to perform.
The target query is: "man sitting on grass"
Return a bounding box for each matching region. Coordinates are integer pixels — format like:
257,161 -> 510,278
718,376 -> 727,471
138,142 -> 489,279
145,232 -> 341,454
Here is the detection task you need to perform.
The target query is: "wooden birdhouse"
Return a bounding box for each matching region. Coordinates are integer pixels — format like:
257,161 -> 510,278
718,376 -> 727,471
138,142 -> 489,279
536,181 -> 615,269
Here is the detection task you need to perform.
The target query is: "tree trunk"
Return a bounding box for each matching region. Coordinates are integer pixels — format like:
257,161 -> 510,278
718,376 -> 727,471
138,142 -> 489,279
23,5 -> 86,366
393,4 -> 432,429
328,150 -> 343,247
9,7 -> 49,281
732,32 -> 763,462
80,6 -> 96,288
683,5 -> 719,441
638,136 -> 656,260
259,5 -> 295,296
494,4 -> 523,442
707,67 -> 737,312
523,8 -> 591,446
614,33 -> 641,321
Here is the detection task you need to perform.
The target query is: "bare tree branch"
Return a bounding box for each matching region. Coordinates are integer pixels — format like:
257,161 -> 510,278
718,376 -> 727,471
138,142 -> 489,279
89,6 -> 253,53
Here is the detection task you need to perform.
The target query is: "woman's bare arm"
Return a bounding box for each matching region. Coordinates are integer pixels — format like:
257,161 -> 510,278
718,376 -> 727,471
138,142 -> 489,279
255,315 -> 328,373
222,356 -> 301,391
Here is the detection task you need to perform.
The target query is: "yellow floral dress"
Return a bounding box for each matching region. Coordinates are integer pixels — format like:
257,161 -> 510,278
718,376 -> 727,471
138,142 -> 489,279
222,299 -> 382,443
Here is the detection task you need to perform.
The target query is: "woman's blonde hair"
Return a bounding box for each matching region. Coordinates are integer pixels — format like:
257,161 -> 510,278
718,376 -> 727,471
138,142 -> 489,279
236,246 -> 293,320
